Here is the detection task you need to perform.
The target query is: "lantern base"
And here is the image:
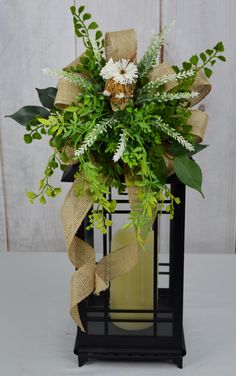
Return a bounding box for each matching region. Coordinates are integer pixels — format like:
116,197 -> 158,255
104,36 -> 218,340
75,332 -> 186,368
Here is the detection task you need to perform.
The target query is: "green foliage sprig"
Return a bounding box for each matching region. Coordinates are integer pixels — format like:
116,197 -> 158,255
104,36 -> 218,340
77,160 -> 116,234
174,41 -> 226,78
70,5 -> 105,77
26,152 -> 62,204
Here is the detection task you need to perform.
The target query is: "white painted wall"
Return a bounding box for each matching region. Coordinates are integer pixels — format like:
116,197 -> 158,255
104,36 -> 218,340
0,0 -> 235,252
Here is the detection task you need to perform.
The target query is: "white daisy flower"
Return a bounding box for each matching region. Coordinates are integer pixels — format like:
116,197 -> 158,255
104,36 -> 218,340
100,58 -> 138,85
100,58 -> 119,80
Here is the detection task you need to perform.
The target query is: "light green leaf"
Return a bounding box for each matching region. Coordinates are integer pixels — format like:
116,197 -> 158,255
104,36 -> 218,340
39,179 -> 44,190
40,195 -> 46,204
45,187 -> 53,197
54,187 -> 62,195
174,197 -> 181,205
37,117 -> 51,125
64,106 -> 78,112
26,192 -> 36,200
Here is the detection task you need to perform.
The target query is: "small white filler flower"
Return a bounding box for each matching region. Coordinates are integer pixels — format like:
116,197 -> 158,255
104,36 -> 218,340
100,58 -> 138,85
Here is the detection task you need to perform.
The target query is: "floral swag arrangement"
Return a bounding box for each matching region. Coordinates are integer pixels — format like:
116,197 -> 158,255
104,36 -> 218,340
7,5 -> 225,331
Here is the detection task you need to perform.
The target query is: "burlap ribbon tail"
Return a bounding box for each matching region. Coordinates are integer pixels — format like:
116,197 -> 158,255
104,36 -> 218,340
57,29 -> 211,331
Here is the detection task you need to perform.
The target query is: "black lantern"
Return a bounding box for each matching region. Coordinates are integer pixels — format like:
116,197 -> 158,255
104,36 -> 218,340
62,166 -> 186,368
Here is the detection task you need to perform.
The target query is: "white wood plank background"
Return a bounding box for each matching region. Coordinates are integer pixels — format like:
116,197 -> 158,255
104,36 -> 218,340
0,0 -> 235,252
162,0 -> 236,253
0,123 -> 7,252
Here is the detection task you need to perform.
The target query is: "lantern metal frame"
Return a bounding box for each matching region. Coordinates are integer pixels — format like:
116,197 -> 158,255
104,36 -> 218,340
62,166 -> 186,369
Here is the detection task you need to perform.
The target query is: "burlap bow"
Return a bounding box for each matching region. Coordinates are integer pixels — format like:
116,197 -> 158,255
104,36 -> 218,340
56,29 -> 211,331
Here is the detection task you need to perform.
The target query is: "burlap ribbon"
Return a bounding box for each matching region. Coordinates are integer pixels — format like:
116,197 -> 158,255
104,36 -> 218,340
57,29 -> 211,331
61,173 -> 141,331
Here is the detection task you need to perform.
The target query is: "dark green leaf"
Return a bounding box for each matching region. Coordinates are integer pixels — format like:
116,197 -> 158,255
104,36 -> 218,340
36,87 -> 57,109
200,52 -> 207,62
83,13 -> 91,21
155,157 -> 168,184
70,5 -> 76,15
6,106 -> 50,126
76,22 -> 84,29
206,49 -> 213,56
50,136 -> 66,149
32,132 -> 42,140
88,21 -> 98,29
85,49 -> 93,57
78,5 -> 85,14
24,134 -> 32,144
168,143 -> 188,157
168,143 -> 208,157
172,65 -> 180,73
80,56 -> 90,65
190,54 -> 199,65
190,144 -> 208,155
95,30 -> 103,40
204,67 -> 213,78
60,164 -> 67,171
183,62 -> 192,70
75,30 -> 85,37
173,156 -> 203,196
214,41 -> 224,52
217,55 -> 226,62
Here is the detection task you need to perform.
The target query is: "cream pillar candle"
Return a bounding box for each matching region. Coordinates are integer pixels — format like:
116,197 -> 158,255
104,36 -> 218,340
110,227 -> 157,330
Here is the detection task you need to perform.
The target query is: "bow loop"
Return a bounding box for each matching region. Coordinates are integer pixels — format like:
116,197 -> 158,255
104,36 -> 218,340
105,29 -> 137,62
